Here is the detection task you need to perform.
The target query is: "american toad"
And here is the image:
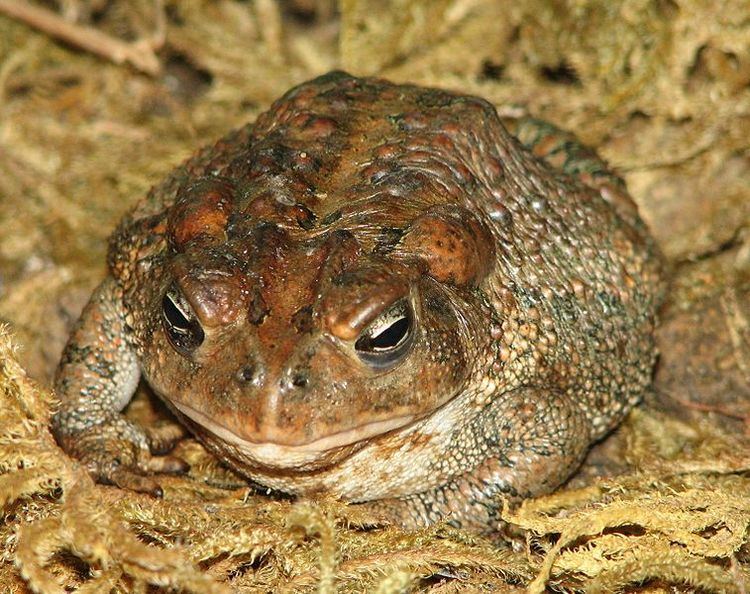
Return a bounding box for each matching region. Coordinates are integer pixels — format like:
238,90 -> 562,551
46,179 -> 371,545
52,72 -> 662,531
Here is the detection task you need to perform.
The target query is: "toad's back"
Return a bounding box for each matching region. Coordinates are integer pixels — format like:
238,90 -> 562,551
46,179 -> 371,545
54,72 -> 662,531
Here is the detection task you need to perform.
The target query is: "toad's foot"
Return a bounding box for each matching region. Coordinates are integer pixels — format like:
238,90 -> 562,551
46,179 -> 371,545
56,417 -> 189,496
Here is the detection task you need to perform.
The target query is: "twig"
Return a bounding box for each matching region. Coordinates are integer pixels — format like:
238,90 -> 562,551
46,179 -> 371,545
721,286 -> 750,386
668,391 -> 750,436
670,396 -> 750,421
255,0 -> 283,60
0,0 -> 164,76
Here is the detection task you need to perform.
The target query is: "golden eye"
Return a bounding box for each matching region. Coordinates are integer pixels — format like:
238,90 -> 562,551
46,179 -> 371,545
354,299 -> 414,369
162,286 -> 204,356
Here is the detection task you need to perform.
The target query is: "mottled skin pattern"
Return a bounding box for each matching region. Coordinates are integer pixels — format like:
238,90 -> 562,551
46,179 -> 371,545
52,72 -> 662,531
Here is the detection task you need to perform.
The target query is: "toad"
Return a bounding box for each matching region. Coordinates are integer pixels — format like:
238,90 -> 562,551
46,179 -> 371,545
52,72 -> 662,531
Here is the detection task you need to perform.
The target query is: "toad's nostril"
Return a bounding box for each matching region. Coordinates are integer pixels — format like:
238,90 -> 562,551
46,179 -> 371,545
290,370 -> 309,388
237,365 -> 257,383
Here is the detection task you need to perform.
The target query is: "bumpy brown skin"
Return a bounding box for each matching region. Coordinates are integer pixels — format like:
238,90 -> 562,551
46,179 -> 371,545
52,72 -> 662,532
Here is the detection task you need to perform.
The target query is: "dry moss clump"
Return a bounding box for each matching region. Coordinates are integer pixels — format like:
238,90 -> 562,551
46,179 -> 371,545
1,0 -> 749,592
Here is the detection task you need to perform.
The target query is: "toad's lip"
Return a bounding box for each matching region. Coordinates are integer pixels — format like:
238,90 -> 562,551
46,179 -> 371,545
169,398 -> 417,455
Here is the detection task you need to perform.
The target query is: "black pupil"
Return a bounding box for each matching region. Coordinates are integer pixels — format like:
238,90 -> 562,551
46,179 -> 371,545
163,293 -> 190,332
162,289 -> 205,355
354,302 -> 414,369
370,316 -> 410,350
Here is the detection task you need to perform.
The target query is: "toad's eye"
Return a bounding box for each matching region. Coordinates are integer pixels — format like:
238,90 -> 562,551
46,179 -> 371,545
162,286 -> 204,356
354,299 -> 414,369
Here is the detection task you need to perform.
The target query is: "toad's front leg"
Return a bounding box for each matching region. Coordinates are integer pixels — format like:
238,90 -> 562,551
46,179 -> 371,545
52,276 -> 188,495
362,387 -> 590,532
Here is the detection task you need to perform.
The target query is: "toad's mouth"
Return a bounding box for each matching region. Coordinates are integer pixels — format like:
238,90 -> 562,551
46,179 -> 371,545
169,398 -> 418,457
